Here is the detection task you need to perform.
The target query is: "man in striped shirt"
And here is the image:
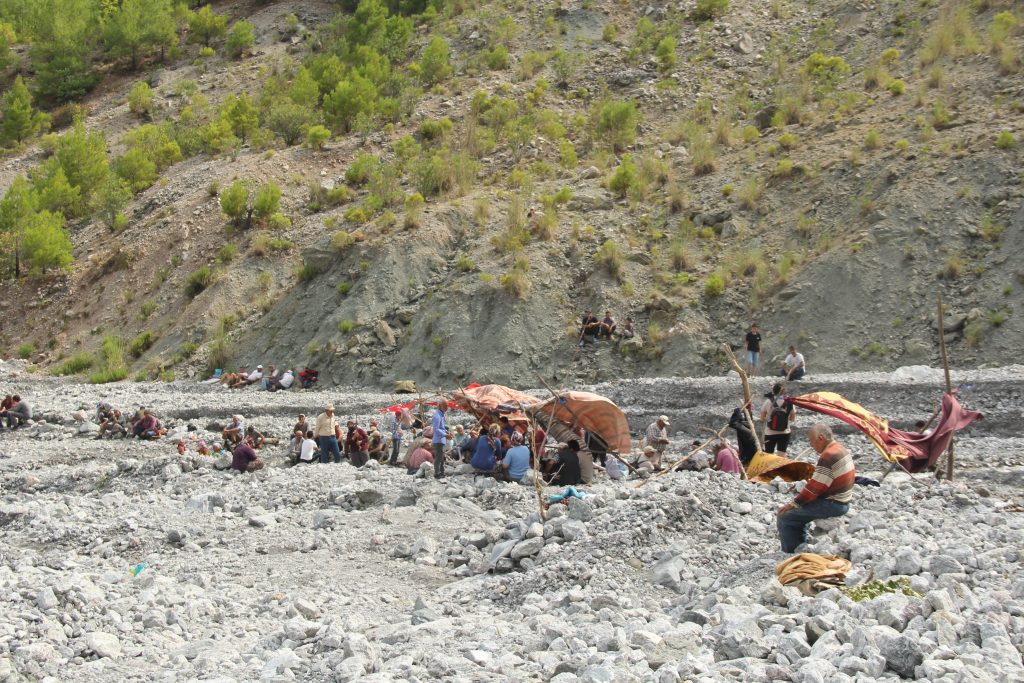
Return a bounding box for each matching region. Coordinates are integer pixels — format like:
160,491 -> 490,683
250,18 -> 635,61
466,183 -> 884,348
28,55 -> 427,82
776,423 -> 855,552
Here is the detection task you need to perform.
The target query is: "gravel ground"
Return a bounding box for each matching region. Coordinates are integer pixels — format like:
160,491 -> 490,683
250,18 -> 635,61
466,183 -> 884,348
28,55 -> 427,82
1,361 -> 1022,682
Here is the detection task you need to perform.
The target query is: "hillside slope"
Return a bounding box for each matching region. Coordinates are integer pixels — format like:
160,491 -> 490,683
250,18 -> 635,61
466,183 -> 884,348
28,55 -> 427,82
0,0 -> 1022,387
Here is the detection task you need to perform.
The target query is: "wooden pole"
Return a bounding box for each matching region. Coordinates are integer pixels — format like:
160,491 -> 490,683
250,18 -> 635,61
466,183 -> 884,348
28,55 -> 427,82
722,346 -> 760,481
533,371 -> 641,476
936,293 -> 955,481
635,425 -> 728,487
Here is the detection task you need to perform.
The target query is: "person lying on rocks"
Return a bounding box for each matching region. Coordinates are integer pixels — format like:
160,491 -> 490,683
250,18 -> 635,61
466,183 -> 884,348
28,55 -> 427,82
776,423 -> 854,553
345,420 -> 369,467
132,409 -> 163,440
230,364 -> 263,389
407,438 -> 434,475
711,441 -> 742,476
267,368 -> 294,392
470,424 -> 504,473
245,425 -> 266,449
97,409 -> 128,439
498,432 -> 531,482
232,438 -> 265,473
223,415 -> 245,445
4,395 -> 32,430
546,440 -> 583,487
219,366 -> 249,386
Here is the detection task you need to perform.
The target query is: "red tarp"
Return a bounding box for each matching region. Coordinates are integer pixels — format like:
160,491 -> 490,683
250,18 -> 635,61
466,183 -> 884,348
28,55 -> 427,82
787,391 -> 982,473
379,383 -> 481,413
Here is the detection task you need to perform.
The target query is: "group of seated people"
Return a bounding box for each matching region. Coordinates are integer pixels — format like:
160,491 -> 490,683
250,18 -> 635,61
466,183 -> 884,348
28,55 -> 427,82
579,309 -> 635,347
214,366 -> 318,390
94,403 -> 166,440
1,394 -> 32,431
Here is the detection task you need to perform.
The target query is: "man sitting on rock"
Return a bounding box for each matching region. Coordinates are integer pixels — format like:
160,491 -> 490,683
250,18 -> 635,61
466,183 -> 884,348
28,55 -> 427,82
132,409 -> 163,440
98,409 -> 128,439
781,345 -> 806,381
4,395 -> 31,430
776,423 -> 854,553
598,310 -> 617,339
267,368 -> 294,392
245,425 -> 266,449
298,367 -> 319,389
579,309 -> 601,346
407,438 -> 434,475
546,440 -> 583,486
223,415 -> 245,445
367,423 -> 386,461
299,431 -> 318,464
232,438 -> 265,473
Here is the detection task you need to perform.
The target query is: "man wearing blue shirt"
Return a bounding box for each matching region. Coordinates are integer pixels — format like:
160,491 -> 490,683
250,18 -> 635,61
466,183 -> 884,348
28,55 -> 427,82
431,403 -> 449,478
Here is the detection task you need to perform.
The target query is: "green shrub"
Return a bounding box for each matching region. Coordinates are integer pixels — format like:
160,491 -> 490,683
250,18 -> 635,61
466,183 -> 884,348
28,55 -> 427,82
656,37 -> 677,72
996,131 -> 1016,150
773,159 -> 795,178
595,239 -> 624,279
484,46 -> 510,70
128,82 -> 153,117
693,0 -> 729,21
293,262 -> 319,282
185,265 -> 215,298
704,272 -> 725,297
16,342 -> 35,359
419,35 -> 452,85
337,281 -> 351,295
305,125 -> 330,149
500,256 -> 530,298
338,318 -> 354,334
346,152 -> 378,186
741,125 -> 759,143
887,79 -> 906,96
456,253 -> 475,271
128,330 -> 156,358
89,367 -> 129,384
603,24 -> 617,43
864,129 -> 882,150
608,155 -> 637,197
595,100 -> 639,151
419,118 -> 453,141
217,243 -> 238,263
53,352 -> 94,376
332,230 -> 355,253
802,52 -> 850,97
737,177 -> 764,209
253,182 -> 281,219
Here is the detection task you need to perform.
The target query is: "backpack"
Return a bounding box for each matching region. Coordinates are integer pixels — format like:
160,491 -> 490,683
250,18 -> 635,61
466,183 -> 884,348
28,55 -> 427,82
768,397 -> 790,431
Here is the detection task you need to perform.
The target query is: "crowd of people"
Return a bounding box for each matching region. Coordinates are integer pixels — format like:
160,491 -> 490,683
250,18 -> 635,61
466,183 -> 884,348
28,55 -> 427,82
205,365 -> 320,390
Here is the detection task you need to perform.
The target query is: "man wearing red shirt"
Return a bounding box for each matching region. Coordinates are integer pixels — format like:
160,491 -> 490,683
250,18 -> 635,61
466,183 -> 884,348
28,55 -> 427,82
345,420 -> 369,467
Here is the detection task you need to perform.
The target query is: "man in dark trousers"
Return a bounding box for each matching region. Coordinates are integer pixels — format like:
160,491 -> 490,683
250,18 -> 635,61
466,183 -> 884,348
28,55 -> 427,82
546,439 -> 583,486
345,420 -> 370,467
744,323 -> 762,376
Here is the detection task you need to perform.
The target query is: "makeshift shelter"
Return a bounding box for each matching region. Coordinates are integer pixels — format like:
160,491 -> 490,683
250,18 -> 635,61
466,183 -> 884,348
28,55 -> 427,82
787,391 -> 982,473
525,391 -> 633,455
447,384 -> 540,424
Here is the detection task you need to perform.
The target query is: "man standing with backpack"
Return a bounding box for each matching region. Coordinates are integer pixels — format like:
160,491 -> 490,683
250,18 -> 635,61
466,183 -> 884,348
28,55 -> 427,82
759,383 -> 796,457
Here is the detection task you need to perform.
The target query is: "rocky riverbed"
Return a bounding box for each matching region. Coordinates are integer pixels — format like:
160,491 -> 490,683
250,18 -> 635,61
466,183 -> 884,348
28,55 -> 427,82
1,361 -> 1023,682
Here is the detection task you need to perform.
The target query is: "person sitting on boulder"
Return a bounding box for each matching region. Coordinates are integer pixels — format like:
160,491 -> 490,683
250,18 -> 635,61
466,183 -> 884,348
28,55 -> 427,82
781,345 -> 806,381
367,423 -> 386,461
500,431 -> 532,482
293,413 -> 310,436
232,438 -> 265,473
579,309 -> 601,346
98,409 -> 128,439
132,409 -> 162,440
635,445 -> 659,475
287,429 -> 304,463
268,368 -> 294,392
245,425 -> 266,449
546,439 -> 583,486
617,317 -> 635,340
712,441 -> 743,476
4,395 -> 32,430
599,310 -> 617,339
470,424 -> 504,473
298,367 -> 319,389
406,438 -> 435,475
223,415 -> 245,445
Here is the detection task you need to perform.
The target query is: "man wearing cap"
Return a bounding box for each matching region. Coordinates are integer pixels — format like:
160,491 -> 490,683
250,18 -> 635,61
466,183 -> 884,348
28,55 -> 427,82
223,414 -> 245,445
430,401 -> 450,478
315,404 -> 341,464
645,415 -> 671,469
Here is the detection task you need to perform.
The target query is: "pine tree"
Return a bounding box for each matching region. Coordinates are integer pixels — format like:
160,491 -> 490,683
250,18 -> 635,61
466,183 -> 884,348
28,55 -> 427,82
0,176 -> 36,278
222,93 -> 259,142
289,66 -> 320,108
30,158 -> 81,216
225,20 -> 254,59
22,210 -> 73,274
419,35 -> 451,85
188,5 -> 226,47
0,76 -> 43,147
53,122 -> 111,216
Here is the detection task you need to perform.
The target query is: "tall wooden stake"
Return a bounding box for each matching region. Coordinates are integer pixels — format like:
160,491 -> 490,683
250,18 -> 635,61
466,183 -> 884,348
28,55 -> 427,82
936,293 -> 955,481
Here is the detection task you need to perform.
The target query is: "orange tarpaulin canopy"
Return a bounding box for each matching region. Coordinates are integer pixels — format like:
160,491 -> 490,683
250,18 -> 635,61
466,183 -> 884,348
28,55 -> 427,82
526,391 -> 633,454
447,384 -> 540,423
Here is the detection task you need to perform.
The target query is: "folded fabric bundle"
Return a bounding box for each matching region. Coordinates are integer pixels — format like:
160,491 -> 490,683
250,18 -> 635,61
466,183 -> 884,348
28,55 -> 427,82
775,553 -> 852,586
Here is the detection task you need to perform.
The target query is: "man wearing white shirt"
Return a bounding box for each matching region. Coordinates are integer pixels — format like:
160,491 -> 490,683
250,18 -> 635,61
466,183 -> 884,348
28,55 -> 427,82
781,345 -> 806,381
299,431 -> 318,464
